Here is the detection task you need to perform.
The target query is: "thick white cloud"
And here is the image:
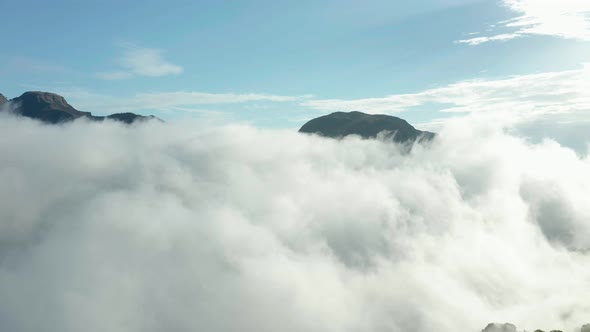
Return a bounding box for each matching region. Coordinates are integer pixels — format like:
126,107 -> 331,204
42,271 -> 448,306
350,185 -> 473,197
457,0 -> 590,45
0,115 -> 589,332
97,46 -> 183,79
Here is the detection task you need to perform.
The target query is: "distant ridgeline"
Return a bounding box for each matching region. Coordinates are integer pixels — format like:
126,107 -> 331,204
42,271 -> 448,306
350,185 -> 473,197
0,91 -> 160,124
299,111 -> 435,144
482,322 -> 590,332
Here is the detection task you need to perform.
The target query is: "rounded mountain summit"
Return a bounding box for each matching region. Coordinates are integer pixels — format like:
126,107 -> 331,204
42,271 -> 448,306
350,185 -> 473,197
299,111 -> 435,144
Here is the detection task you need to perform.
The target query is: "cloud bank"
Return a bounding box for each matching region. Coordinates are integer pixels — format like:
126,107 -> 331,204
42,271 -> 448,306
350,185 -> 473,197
0,115 -> 589,332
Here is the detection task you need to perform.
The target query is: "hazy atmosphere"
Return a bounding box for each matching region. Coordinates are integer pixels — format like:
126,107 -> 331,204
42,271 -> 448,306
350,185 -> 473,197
1,1 -> 589,332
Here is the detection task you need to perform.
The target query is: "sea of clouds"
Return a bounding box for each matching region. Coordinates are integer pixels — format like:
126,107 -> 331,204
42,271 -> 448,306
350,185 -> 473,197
0,113 -> 589,332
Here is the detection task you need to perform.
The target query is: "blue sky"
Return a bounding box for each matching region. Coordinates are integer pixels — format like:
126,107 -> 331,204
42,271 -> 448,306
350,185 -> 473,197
2,0 -> 590,130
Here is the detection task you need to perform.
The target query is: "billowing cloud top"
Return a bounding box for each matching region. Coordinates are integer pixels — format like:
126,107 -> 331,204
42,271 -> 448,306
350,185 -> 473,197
0,114 -> 589,332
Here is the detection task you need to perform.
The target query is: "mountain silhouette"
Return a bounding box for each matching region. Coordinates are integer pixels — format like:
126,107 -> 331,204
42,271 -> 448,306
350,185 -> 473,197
299,111 -> 435,143
1,91 -> 159,124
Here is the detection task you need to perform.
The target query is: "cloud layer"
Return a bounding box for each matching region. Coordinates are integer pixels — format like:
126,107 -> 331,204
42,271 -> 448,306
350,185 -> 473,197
0,115 -> 589,332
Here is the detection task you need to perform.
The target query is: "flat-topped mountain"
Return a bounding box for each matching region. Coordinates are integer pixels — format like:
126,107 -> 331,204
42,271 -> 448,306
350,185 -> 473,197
102,112 -> 158,124
299,111 -> 435,144
1,91 -> 158,124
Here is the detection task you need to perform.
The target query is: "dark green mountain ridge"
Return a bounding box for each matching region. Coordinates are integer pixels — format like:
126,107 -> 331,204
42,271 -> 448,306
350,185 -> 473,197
299,111 -> 435,144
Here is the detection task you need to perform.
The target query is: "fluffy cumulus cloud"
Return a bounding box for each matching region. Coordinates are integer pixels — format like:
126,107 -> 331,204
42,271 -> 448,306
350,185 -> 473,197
0,115 -> 589,332
457,0 -> 590,45
97,46 -> 183,80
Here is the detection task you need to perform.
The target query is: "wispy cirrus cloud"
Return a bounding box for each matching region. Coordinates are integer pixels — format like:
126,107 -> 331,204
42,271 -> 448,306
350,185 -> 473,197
455,33 -> 522,46
96,45 -> 183,80
58,89 -> 300,114
302,63 -> 590,124
456,0 -> 590,45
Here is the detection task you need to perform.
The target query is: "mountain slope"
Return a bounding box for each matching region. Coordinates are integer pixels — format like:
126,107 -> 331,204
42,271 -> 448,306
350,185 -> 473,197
299,111 -> 435,143
2,91 -> 158,124
10,91 -> 91,123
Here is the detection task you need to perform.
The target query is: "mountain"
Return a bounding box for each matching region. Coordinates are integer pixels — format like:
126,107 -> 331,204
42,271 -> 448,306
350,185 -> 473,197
8,91 -> 91,123
1,91 -> 158,124
0,93 -> 7,105
91,112 -> 160,124
299,111 -> 435,144
104,112 -> 159,124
